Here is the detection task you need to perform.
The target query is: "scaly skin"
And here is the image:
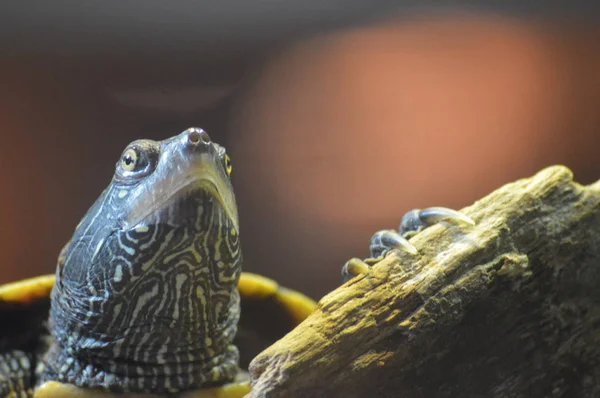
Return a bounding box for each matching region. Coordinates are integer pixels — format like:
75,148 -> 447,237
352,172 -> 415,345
0,128 -> 316,398
42,129 -> 241,394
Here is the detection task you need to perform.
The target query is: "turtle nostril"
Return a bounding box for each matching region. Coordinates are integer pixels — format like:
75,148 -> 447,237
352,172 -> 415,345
187,128 -> 210,146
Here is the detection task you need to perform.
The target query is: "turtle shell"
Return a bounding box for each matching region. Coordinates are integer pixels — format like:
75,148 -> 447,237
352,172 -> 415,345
0,273 -> 315,398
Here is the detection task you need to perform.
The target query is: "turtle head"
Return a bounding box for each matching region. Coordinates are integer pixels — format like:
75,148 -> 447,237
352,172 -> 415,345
47,128 -> 242,393
113,127 -> 238,234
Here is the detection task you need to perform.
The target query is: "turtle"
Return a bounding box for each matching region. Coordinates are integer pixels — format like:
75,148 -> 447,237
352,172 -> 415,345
0,128 -> 316,398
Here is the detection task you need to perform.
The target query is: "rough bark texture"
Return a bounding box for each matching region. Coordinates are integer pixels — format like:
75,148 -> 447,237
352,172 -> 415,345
247,166 -> 600,398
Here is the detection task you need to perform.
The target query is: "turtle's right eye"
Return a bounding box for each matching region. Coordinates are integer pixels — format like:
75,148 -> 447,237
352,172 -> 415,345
115,140 -> 158,183
121,149 -> 138,171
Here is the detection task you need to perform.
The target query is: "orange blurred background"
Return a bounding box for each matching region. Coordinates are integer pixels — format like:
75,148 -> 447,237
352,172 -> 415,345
1,9 -> 599,299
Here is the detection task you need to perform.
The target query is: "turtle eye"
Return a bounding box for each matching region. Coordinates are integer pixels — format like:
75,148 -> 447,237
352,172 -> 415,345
115,141 -> 157,183
121,149 -> 138,171
224,154 -> 232,176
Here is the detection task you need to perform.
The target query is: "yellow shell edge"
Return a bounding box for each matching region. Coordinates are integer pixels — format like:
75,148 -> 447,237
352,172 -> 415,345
274,287 -> 317,326
0,274 -> 55,304
35,380 -> 251,398
237,272 -> 278,300
238,272 -> 317,326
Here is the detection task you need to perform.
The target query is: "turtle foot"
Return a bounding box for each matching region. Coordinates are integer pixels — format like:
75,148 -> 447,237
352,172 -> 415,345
341,207 -> 474,282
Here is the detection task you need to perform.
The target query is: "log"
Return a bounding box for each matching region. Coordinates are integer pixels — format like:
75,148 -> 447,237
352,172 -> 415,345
247,166 -> 600,398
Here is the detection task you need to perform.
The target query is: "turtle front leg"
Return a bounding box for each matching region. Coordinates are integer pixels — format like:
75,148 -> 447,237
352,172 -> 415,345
341,207 -> 475,282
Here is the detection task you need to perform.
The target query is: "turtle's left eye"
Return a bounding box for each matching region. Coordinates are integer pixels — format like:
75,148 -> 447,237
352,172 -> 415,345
121,149 -> 138,171
224,154 -> 232,176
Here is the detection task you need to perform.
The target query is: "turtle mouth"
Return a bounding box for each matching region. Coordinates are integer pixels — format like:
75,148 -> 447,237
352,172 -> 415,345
122,158 -> 238,232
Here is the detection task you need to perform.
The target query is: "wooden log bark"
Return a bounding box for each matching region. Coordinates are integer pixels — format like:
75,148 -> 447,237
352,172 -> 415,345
247,166 -> 600,398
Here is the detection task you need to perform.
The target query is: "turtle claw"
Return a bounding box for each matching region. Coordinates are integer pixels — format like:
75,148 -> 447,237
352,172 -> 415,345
341,206 -> 475,282
400,207 -> 474,236
341,229 -> 418,283
342,258 -> 372,283
419,206 -> 475,226
370,230 -> 418,258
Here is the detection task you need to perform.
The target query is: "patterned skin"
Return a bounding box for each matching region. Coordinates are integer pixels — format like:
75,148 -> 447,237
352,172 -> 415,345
0,127 -> 469,397
43,128 -> 241,394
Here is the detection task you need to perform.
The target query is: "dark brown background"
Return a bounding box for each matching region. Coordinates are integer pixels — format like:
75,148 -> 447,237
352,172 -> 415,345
1,4 -> 599,299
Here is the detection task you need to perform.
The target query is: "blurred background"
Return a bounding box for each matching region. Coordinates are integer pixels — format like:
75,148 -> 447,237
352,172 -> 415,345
0,2 -> 599,299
